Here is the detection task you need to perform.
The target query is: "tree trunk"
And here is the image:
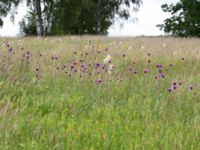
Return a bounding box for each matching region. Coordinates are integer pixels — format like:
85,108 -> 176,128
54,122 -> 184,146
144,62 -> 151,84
46,0 -> 53,34
96,0 -> 101,34
33,0 -> 43,36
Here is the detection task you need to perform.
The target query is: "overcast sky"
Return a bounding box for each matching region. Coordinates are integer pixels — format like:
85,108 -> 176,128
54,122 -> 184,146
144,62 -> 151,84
0,0 -> 179,37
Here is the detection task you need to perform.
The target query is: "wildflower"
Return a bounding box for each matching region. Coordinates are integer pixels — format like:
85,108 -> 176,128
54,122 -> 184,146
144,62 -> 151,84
122,54 -> 126,58
133,70 -> 137,74
9,47 -> 13,52
107,64 -> 114,75
147,53 -> 151,56
96,79 -> 102,85
96,62 -> 101,68
168,88 -> 172,93
128,66 -> 132,72
178,80 -> 183,86
148,60 -> 151,63
189,85 -> 193,90
103,55 -> 112,64
70,64 -> 75,70
144,68 -> 149,74
36,68 -> 39,72
63,64 -> 66,68
156,64 -> 162,68
173,85 -> 177,90
159,73 -> 165,78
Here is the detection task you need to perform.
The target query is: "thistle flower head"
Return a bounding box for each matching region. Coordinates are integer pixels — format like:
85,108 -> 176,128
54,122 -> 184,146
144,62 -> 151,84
156,64 -> 162,68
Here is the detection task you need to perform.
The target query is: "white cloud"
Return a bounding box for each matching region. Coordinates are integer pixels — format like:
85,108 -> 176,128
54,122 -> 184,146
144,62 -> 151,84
0,0 -> 179,37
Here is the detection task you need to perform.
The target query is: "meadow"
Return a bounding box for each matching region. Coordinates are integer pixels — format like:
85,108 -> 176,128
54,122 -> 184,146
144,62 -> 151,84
0,36 -> 199,150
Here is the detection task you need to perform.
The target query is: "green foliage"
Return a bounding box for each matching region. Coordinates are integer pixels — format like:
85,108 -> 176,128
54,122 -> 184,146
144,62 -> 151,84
19,11 -> 36,35
0,0 -> 22,27
157,0 -> 200,37
0,18 -> 3,27
19,0 -> 142,35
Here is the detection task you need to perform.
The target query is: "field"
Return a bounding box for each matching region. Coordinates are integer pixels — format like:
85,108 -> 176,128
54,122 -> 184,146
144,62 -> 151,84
0,36 -> 199,149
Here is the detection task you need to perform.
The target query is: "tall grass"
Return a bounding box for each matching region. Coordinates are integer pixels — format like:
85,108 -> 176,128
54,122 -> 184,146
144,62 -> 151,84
0,36 -> 199,149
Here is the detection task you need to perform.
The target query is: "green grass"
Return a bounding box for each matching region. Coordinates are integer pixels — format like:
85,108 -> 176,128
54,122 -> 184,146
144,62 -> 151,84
0,36 -> 199,149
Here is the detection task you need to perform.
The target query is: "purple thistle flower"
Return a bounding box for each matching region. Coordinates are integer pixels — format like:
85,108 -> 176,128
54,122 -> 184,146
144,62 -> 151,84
170,64 -> 173,67
96,79 -> 102,85
144,68 -> 149,74
70,64 -> 75,70
36,68 -> 39,72
73,62 -> 77,65
189,85 -> 193,90
173,85 -> 177,90
156,64 -> 162,68
133,70 -> 137,74
128,66 -> 132,72
96,62 -> 101,67
63,64 -> 66,68
168,88 -> 172,93
148,53 -> 151,56
159,73 -> 165,78
9,47 -> 13,52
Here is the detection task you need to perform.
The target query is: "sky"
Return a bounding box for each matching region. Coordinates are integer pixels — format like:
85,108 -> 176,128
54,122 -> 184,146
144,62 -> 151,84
0,0 -> 179,37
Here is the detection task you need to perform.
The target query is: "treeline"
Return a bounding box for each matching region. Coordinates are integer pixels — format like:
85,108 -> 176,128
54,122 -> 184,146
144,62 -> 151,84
0,0 -> 142,36
158,0 -> 200,37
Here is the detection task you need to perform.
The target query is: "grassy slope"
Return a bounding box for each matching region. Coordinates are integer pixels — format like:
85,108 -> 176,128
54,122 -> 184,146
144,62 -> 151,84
0,36 -> 199,149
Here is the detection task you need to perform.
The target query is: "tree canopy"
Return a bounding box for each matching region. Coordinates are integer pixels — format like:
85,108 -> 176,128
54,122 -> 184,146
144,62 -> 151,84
157,0 -> 200,37
0,0 -> 142,36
